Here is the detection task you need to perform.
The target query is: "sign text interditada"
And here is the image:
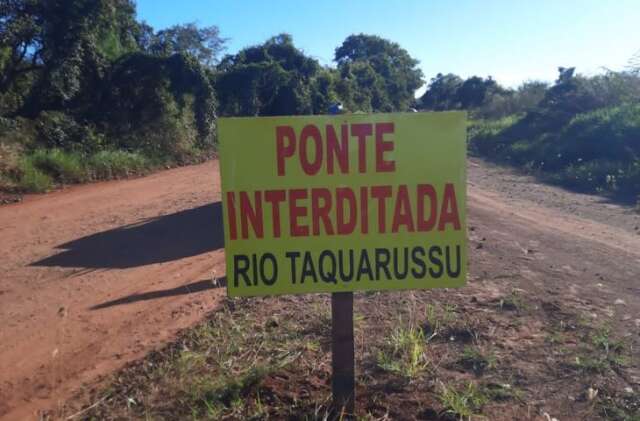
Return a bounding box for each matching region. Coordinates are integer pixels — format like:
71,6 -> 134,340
219,112 -> 467,297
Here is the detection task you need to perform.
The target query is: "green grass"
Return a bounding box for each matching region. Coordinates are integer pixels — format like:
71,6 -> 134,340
571,325 -> 628,374
469,103 -> 640,197
424,303 -> 456,339
376,322 -> 428,378
16,159 -> 53,192
87,150 -> 152,179
598,393 -> 640,421
28,148 -> 86,183
438,381 -> 488,420
6,149 -> 156,193
457,346 -> 496,375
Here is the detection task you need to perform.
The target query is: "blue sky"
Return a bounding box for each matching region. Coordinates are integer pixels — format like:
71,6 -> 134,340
136,0 -> 640,93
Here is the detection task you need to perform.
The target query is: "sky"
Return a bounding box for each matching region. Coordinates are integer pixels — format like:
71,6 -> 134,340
136,0 -> 640,94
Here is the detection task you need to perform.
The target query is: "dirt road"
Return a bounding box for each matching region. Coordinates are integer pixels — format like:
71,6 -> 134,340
1,159 -> 639,420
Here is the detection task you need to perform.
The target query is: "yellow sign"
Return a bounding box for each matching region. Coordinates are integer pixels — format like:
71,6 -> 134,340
219,112 -> 467,297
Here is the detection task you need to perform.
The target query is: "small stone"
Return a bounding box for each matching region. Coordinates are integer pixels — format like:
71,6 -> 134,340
614,299 -> 626,305
624,387 -> 634,394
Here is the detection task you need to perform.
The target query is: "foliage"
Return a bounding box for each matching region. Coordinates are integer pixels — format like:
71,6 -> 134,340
215,33 -> 323,116
376,323 -> 428,378
420,73 -> 463,111
470,68 -> 640,198
439,381 -> 488,419
335,33 -> 424,112
420,73 -> 508,117
148,22 -> 226,66
457,346 -> 496,375
15,158 -> 52,192
97,53 -> 217,161
0,0 -> 220,192
3,0 -> 639,203
86,150 -> 151,179
1,0 -> 141,115
475,80 -> 548,119
27,148 -> 86,183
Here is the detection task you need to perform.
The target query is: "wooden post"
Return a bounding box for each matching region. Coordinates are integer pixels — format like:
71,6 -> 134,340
328,103 -> 354,417
331,291 -> 355,416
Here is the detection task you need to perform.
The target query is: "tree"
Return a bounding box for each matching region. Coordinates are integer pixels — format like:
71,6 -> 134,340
456,76 -> 501,109
419,73 -> 463,110
334,34 -> 423,111
0,0 -> 44,93
215,34 -> 324,116
96,53 -> 217,160
149,23 -> 226,66
0,0 -> 142,115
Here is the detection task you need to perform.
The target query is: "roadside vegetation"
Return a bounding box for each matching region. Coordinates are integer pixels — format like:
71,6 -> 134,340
453,69 -> 640,202
2,1 -> 639,205
0,1 -> 422,198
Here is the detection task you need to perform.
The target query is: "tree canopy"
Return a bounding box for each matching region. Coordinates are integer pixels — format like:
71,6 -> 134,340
335,34 -> 424,112
147,23 -> 226,66
215,34 -> 324,116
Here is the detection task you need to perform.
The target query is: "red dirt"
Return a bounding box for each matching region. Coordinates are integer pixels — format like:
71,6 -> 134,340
1,158 -> 639,420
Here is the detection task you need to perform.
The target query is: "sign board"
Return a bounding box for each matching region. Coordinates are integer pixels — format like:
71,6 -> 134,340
219,112 -> 467,297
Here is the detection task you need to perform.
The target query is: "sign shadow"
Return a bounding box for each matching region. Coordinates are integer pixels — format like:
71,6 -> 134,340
90,277 -> 227,310
32,202 -> 224,270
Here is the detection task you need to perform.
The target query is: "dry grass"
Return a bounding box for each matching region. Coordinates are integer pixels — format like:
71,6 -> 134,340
55,287 -> 638,420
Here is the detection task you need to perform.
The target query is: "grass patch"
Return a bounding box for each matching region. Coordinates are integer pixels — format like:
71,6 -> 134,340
63,289 -> 637,420
438,381 -> 488,420
483,383 -> 523,402
469,103 -> 640,198
424,303 -> 479,344
424,303 -> 457,339
376,322 -> 429,379
87,150 -> 153,180
4,149 -> 157,194
16,158 -> 53,192
456,346 -> 496,376
497,290 -> 527,312
28,148 -> 86,183
72,298 -> 333,420
570,325 -> 628,374
597,391 -> 640,421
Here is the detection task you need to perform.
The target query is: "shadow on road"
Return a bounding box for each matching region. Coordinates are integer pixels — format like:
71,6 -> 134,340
90,277 -> 226,310
32,202 -> 224,269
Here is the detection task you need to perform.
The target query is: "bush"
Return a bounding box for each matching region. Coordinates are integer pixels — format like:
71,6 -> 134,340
28,149 -> 87,184
469,102 -> 640,197
467,115 -> 522,156
35,112 -> 105,153
87,150 -> 152,179
97,53 -> 217,162
16,159 -> 53,193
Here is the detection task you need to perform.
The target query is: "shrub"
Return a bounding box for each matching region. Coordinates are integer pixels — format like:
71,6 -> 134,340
28,149 -> 86,184
35,112 -> 105,153
16,159 -> 53,193
470,99 -> 640,197
87,150 -> 152,180
97,53 -> 217,161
